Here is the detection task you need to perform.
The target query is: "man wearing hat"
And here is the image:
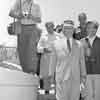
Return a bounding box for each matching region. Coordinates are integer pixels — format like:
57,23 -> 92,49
54,20 -> 86,100
82,21 -> 100,100
73,13 -> 87,40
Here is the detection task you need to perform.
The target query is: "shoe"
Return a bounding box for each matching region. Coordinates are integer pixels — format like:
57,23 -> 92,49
49,89 -> 55,95
51,84 -> 55,88
38,89 -> 45,95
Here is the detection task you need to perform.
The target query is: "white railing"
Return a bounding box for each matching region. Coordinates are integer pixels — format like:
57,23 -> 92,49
0,46 -> 19,63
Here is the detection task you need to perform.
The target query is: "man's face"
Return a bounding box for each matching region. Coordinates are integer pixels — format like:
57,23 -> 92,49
46,25 -> 54,34
63,26 -> 74,38
86,23 -> 97,38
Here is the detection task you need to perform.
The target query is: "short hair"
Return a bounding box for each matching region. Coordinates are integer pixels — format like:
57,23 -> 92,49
86,21 -> 99,30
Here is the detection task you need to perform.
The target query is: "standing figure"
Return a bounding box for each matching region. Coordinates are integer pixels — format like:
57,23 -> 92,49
53,20 -> 86,100
9,0 -> 42,74
83,21 -> 100,100
73,13 -> 87,40
37,22 -> 58,90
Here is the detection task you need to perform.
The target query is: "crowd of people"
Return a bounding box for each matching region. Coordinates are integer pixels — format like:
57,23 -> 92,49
7,0 -> 100,100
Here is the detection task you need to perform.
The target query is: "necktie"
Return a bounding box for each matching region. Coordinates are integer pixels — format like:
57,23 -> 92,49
67,39 -> 71,52
85,38 -> 91,56
85,38 -> 91,48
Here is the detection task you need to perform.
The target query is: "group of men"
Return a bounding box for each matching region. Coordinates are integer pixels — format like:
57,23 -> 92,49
8,0 -> 100,99
37,13 -> 100,100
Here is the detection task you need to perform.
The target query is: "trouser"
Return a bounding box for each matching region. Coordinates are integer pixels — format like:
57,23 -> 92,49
86,75 -> 100,100
36,53 -> 41,75
56,79 -> 80,100
17,24 -> 40,74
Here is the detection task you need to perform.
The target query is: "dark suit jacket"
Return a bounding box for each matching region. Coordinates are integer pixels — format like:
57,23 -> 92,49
85,36 -> 100,74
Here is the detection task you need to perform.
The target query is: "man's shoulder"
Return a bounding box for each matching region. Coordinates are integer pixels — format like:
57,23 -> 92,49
95,36 -> 100,41
94,36 -> 100,44
73,39 -> 83,48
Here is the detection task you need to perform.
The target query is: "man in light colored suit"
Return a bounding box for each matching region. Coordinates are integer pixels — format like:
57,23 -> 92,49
54,20 -> 86,100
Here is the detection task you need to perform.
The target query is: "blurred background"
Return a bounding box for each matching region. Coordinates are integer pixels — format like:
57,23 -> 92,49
0,0 -> 100,46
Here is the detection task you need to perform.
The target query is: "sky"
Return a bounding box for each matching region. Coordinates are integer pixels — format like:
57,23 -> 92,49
0,0 -> 100,46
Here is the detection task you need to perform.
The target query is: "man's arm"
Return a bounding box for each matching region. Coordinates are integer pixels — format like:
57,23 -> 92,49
9,0 -> 23,19
37,34 -> 47,53
30,4 -> 42,23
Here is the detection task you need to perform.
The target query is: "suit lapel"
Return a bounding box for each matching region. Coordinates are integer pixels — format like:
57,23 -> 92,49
92,36 -> 98,54
92,36 -> 98,49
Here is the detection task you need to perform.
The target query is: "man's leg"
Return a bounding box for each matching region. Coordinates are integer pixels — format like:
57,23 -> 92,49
56,80 -> 72,100
17,34 -> 26,71
86,75 -> 95,100
36,53 -> 41,76
94,75 -> 100,100
71,80 -> 80,100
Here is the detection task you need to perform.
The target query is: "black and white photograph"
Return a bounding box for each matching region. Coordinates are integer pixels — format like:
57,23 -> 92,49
0,0 -> 100,100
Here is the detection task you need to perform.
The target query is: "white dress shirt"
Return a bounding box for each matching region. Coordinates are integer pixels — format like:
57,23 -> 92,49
53,33 -> 73,54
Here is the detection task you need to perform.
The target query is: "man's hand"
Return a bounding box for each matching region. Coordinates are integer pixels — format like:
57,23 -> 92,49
80,83 -> 85,91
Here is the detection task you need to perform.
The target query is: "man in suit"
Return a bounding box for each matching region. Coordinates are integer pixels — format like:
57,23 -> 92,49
84,21 -> 100,100
54,20 -> 86,100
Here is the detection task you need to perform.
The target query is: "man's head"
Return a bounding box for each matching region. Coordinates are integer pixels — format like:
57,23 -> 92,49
45,22 -> 55,34
62,20 -> 74,38
78,13 -> 87,26
86,21 -> 99,38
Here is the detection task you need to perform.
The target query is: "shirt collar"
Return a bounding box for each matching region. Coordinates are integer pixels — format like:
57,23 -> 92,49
87,35 -> 96,46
